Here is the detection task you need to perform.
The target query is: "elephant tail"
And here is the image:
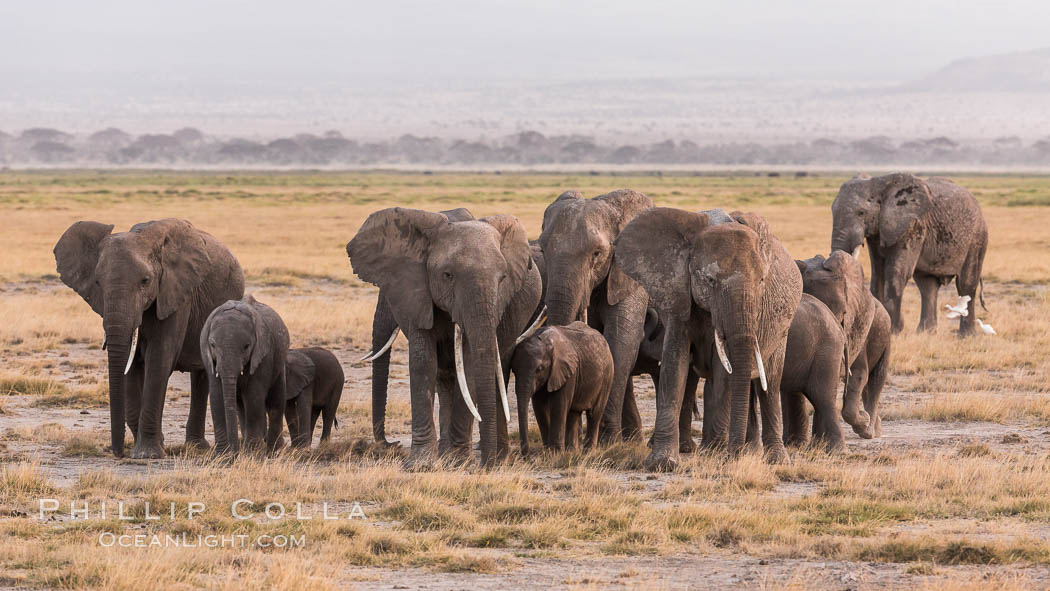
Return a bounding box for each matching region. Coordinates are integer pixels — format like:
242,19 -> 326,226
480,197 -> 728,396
979,277 -> 987,312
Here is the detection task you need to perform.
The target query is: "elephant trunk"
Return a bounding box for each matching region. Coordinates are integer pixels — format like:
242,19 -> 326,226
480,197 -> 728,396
545,277 -> 586,326
220,375 -> 241,453
831,223 -> 863,256
102,294 -> 136,458
463,305 -> 502,466
718,288 -> 761,453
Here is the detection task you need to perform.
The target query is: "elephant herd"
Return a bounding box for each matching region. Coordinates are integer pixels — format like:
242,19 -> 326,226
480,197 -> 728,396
53,173 -> 988,470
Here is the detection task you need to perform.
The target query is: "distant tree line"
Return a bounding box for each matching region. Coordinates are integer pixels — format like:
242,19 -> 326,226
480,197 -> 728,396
4,127 -> 1050,168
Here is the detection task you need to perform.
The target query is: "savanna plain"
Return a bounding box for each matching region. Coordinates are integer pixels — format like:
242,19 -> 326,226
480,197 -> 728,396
2,171 -> 1050,590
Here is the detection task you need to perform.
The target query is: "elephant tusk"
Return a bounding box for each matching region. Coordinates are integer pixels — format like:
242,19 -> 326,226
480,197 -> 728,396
102,337 -> 107,351
495,335 -> 510,422
754,346 -> 768,392
515,306 -> 547,346
713,329 -> 732,374
454,324 -> 482,423
360,327 -> 399,362
123,328 -> 138,375
581,308 -> 588,325
851,246 -> 861,259
691,364 -> 701,376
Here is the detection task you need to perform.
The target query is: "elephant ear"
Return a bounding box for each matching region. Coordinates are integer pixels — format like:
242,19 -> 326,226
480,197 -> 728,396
199,305 -> 220,375
540,190 -> 583,233
874,174 -> 932,248
614,207 -> 708,318
347,207 -> 448,330
546,330 -> 580,392
285,350 -> 316,401
729,211 -> 775,277
481,214 -> 533,290
598,190 -> 654,306
143,219 -> 211,320
247,296 -> 269,374
440,207 -> 475,222
54,221 -> 114,316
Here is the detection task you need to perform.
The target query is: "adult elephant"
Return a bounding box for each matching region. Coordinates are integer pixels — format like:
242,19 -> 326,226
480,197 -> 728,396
830,173 -> 988,335
538,189 -> 652,443
347,208 -> 541,468
54,219 -> 244,458
615,208 -> 802,469
361,208 -> 475,448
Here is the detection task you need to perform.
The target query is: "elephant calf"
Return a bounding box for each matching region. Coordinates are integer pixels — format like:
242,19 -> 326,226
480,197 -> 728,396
511,322 -> 614,454
799,252 -> 891,438
201,295 -> 290,454
285,347 -> 344,448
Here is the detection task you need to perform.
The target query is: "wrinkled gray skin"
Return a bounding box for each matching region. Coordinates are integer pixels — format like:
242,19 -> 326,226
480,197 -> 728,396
831,173 -> 988,335
54,219 -> 244,458
638,309 -> 701,453
201,295 -> 289,454
348,208 -> 541,468
511,322 -> 614,454
366,208 -> 475,447
538,189 -> 652,444
285,347 -> 344,448
615,208 -> 802,469
799,252 -> 892,438
772,294 -> 848,452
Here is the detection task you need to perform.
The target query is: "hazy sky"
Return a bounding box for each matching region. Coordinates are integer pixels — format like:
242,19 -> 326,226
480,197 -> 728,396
2,0 -> 1049,87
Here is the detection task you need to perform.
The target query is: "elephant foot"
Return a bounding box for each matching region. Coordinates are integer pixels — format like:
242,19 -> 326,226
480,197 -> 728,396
404,444 -> 438,471
643,448 -> 679,472
440,444 -> 473,467
871,415 -> 882,438
843,409 -> 872,438
679,437 -> 697,454
377,438 -> 402,449
185,436 -> 211,451
597,426 -> 622,446
130,437 -> 166,460
763,444 -> 788,465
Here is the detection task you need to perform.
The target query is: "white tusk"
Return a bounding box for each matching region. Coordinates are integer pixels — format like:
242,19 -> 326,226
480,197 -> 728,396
102,337 -> 108,351
495,335 -> 510,422
851,246 -> 860,259
454,324 -> 482,423
360,327 -> 399,362
691,365 -> 701,376
215,371 -> 219,378
581,308 -> 588,324
844,349 -> 852,377
515,307 -> 547,346
123,328 -> 138,375
755,347 -> 767,392
713,330 -> 732,374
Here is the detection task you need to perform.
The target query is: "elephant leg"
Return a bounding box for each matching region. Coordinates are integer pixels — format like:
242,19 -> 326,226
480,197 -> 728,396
534,396 -> 551,448
133,341 -> 176,459
914,271 -> 940,333
445,377 -> 474,462
679,370 -> 699,453
881,242 -> 922,334
319,393 -> 338,443
583,405 -> 601,449
756,346 -> 788,463
186,369 -> 210,449
955,243 -> 985,337
745,385 -> 761,450
284,400 -> 300,446
293,387 -> 313,448
781,390 -> 810,448
863,349 -> 890,439
547,385 -> 574,452
565,411 -> 583,451
598,297 -> 647,444
808,359 -> 845,452
700,374 -> 729,450
405,329 -> 439,470
436,371 -> 455,456
843,354 -> 873,439
124,361 -> 144,440
645,317 -> 689,471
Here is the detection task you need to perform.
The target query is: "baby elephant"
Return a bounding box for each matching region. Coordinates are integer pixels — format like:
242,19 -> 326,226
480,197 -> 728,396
201,295 -> 290,454
798,252 -> 892,438
511,322 -> 614,454
285,347 -> 344,448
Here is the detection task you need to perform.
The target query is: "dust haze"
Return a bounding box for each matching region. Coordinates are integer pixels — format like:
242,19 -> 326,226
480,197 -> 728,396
2,1 -> 1050,167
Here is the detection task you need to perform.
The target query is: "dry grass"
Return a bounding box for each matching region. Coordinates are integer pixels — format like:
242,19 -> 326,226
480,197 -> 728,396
2,171 -> 1050,588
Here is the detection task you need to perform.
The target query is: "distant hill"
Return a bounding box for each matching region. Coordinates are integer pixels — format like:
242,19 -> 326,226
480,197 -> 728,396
908,48 -> 1050,92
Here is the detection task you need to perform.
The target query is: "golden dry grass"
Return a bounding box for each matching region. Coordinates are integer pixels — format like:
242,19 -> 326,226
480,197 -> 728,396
2,171 -> 1050,589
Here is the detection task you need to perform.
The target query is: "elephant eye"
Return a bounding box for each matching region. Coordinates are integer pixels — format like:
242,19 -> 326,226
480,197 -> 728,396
243,344 -> 249,351
592,250 -> 602,259
141,277 -> 150,286
443,271 -> 453,281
